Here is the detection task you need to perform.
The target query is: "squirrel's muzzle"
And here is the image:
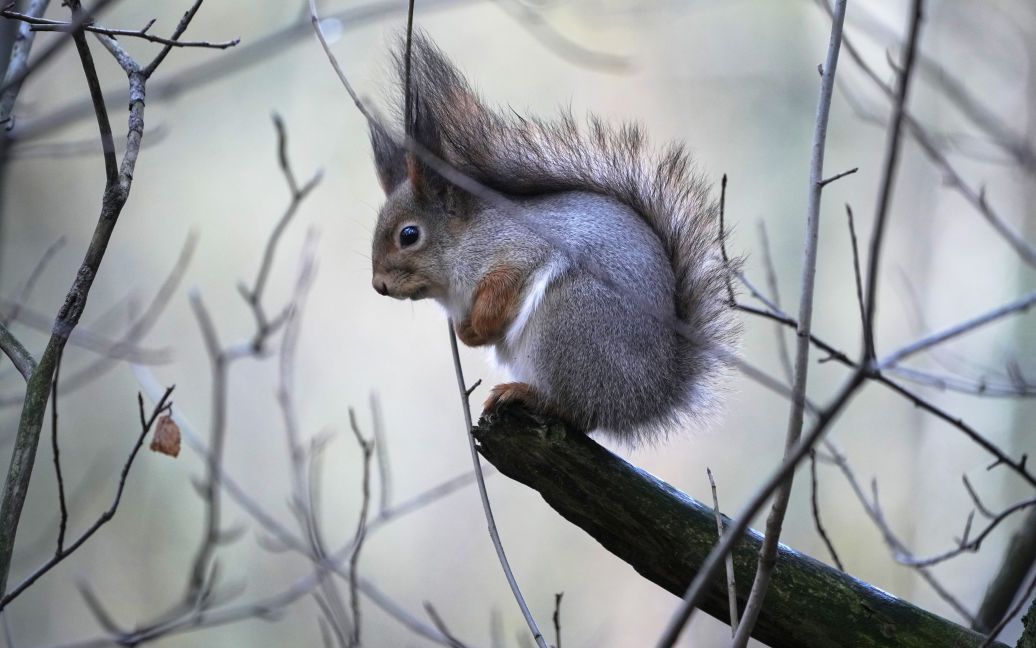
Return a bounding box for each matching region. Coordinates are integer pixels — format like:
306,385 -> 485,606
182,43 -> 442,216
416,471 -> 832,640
372,275 -> 389,296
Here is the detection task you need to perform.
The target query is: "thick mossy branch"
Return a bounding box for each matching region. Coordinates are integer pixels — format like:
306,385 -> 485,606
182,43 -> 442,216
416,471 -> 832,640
473,405 -> 1000,648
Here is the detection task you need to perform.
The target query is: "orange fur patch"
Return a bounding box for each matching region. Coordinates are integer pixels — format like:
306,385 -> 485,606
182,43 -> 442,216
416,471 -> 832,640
459,266 -> 525,346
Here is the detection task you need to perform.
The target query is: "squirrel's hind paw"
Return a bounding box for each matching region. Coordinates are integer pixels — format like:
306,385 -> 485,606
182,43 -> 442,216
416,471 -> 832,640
483,382 -> 539,413
483,382 -> 588,433
484,382 -> 537,411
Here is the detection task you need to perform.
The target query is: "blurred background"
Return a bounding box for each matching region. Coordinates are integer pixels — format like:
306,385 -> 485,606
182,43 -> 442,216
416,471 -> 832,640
0,0 -> 1034,646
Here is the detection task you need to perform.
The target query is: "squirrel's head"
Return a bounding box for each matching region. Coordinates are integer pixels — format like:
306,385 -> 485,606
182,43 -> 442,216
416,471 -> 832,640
368,115 -> 469,302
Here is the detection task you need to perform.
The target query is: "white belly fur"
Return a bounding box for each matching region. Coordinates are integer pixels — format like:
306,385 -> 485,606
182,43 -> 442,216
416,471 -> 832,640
493,258 -> 567,384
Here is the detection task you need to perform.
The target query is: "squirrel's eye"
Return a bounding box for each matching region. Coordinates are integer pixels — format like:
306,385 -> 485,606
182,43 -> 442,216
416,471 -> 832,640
399,225 -> 420,247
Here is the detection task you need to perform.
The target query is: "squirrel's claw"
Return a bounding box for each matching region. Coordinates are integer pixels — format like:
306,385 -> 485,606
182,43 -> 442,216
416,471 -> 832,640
483,381 -> 538,412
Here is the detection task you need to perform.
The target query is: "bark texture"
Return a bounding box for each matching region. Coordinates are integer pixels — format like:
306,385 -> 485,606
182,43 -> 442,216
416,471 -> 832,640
473,405 -> 1001,648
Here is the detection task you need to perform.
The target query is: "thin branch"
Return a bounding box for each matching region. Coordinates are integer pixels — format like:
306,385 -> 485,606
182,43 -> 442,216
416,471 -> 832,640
142,0 -> 207,77
369,393 -> 391,516
706,468 -> 738,634
0,237 -> 66,328
49,348 -> 68,555
860,0 -> 924,361
317,0 -> 546,642
0,9 -> 238,50
0,0 -> 52,124
69,8 -> 117,184
346,412 -> 374,648
424,603 -> 472,648
845,204 -> 868,346
757,220 -> 793,384
718,174 -> 735,304
185,291 -> 229,601
808,451 -> 843,570
735,294 -> 1036,489
818,0 -> 1036,269
0,0 -> 172,593
0,234 -> 195,407
657,369 -> 868,647
825,443 -> 976,624
552,592 -> 563,648
878,290 -> 1036,370
0,323 -> 34,381
0,0 -> 117,107
241,114 -> 322,351
447,321 -> 547,648
0,387 -> 175,609
818,166 -> 858,186
894,491 -> 1036,569
732,1 -> 849,643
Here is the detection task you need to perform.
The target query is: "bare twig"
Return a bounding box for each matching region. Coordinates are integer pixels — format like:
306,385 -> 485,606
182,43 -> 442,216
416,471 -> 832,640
0,323 -> 34,381
808,451 -> 843,570
878,290 -> 1036,370
0,0 -> 117,108
552,592 -> 563,648
657,369 -> 868,647
818,166 -> 858,187
7,124 -> 168,160
894,490 -> 1036,569
0,234 -> 195,408
0,9 -> 239,50
860,0 -> 924,361
733,294 -> 1036,489
447,321 -> 547,648
718,174 -> 735,304
818,0 -> 1036,269
0,0 -> 52,124
756,221 -> 793,384
314,0 -> 546,642
424,603 -> 473,648
346,412 -> 374,647
240,114 -> 322,352
731,2 -> 849,644
825,443 -> 976,624
0,237 -> 66,327
845,205 -> 867,344
706,468 -> 738,634
0,0 -> 213,593
49,348 -> 68,555
0,387 -> 175,609
185,291 -> 230,601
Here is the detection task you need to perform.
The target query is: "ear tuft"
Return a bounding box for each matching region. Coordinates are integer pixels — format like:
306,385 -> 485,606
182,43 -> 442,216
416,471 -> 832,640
369,121 -> 406,195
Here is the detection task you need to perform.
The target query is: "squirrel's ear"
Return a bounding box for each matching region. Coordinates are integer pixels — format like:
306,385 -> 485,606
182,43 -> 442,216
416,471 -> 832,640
405,89 -> 453,207
369,121 -> 406,196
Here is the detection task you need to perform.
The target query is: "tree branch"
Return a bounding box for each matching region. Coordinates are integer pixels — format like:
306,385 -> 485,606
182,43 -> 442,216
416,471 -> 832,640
474,404 -> 1003,648
732,2 -> 848,643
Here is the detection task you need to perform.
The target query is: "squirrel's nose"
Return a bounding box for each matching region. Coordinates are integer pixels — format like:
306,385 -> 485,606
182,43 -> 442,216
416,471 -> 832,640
372,276 -> 389,296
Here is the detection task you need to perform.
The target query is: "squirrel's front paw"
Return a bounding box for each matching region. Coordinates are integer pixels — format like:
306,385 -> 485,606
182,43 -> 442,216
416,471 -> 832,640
484,382 -> 538,412
455,318 -> 491,347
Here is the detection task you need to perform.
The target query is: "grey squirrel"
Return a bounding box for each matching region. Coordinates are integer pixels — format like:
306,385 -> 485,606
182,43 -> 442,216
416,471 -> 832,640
368,34 -> 738,444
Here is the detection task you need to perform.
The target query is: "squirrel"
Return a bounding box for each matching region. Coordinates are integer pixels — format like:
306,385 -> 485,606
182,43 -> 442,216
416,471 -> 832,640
368,33 -> 739,444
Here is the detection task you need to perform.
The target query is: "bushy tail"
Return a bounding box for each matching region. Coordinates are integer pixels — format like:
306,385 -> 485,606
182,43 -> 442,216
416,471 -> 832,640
396,33 -> 739,418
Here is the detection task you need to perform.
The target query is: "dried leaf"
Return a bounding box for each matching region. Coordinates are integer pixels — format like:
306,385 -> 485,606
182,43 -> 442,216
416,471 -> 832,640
150,415 -> 181,458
